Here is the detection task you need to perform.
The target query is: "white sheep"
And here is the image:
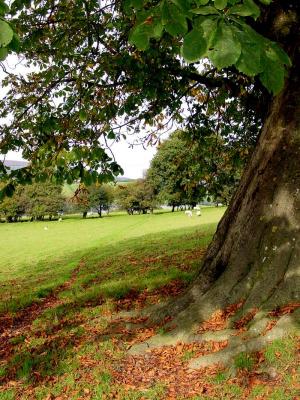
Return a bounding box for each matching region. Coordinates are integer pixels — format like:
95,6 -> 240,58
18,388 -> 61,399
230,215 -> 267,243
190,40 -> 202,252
185,210 -> 193,217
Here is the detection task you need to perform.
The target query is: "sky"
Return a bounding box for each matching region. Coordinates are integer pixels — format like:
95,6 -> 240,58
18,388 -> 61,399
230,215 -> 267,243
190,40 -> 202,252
0,56 -> 159,179
4,143 -> 158,179
111,141 -> 157,178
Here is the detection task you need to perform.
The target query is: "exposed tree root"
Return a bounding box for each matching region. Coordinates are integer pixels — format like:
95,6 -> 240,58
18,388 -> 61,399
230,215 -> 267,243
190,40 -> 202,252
129,301 -> 300,370
189,311 -> 300,369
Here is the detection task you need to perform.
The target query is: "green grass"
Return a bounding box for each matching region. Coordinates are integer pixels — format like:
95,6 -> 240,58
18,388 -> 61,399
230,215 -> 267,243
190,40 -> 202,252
1,207 -> 298,400
0,208 -> 224,313
234,352 -> 255,371
264,337 -> 297,366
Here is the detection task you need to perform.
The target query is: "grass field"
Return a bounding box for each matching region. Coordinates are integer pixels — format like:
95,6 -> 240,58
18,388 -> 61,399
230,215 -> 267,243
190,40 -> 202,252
0,208 -> 224,313
0,207 -> 299,400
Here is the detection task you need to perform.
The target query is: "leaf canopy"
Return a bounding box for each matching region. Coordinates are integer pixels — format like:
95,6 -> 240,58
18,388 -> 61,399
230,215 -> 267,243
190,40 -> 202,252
0,0 -> 20,59
0,0 -> 296,196
129,0 -> 291,94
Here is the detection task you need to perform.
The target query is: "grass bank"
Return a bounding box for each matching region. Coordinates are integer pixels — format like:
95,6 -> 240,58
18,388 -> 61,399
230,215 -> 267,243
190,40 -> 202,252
0,206 -> 299,400
0,208 -> 224,313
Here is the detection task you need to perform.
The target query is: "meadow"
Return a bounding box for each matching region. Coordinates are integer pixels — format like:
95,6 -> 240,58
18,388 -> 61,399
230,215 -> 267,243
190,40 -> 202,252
0,208 -> 223,313
0,208 -> 299,400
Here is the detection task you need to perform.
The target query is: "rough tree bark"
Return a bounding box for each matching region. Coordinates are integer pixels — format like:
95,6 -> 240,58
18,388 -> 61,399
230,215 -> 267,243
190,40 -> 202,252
175,7 -> 300,324
131,5 -> 300,360
173,52 -> 300,319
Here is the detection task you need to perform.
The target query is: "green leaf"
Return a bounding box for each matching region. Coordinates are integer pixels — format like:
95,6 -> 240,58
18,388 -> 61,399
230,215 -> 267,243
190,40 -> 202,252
0,0 -> 9,16
214,0 -> 227,10
7,32 -> 20,51
171,0 -> 191,13
0,45 -> 7,60
181,27 -> 207,63
192,6 -> 219,15
79,110 -> 88,121
233,26 -> 264,75
161,1 -> 170,25
130,0 -> 144,9
229,0 -> 260,19
258,0 -> 272,4
259,57 -> 285,94
196,0 -> 210,4
129,15 -> 163,49
107,130 -> 115,139
267,42 -> 291,66
129,25 -> 150,50
162,2 -> 188,36
194,16 -> 218,44
208,22 -> 241,69
0,20 -> 13,46
257,40 -> 289,93
152,20 -> 163,38
11,0 -> 26,12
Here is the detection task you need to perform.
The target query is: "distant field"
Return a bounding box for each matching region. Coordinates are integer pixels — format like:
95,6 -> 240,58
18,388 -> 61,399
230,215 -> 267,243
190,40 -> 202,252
0,208 -> 225,313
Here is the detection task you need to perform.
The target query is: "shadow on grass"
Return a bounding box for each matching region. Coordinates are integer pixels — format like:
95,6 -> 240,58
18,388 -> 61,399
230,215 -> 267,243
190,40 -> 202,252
0,223 -> 215,384
0,222 -> 216,315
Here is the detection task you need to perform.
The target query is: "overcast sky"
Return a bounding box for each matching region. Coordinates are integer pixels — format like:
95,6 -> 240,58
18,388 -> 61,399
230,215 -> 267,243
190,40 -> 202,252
1,56 -> 160,179
4,143 -> 158,179
111,142 -> 157,178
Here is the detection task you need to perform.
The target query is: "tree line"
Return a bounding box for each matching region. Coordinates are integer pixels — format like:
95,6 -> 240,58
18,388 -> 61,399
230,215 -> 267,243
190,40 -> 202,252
0,130 -> 246,222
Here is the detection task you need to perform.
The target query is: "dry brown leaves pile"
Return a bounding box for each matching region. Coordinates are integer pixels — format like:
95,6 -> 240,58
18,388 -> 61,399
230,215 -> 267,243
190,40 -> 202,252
128,247 -> 207,273
0,263 -> 85,384
197,300 -> 245,333
268,302 -> 300,317
259,302 -> 300,336
113,340 -> 228,399
115,280 -> 186,312
234,307 -> 259,330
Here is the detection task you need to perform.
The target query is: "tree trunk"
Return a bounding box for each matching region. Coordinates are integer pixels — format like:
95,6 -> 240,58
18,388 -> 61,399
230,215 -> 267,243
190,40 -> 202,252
129,39 -> 300,363
152,37 -> 300,335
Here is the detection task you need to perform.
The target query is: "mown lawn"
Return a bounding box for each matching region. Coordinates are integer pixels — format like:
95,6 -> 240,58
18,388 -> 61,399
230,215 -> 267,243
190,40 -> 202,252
0,207 -> 299,400
0,208 -> 224,313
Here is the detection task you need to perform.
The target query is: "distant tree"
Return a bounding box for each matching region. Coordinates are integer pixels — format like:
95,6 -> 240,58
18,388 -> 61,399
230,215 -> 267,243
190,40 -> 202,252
21,182 -> 64,221
0,185 -> 24,222
70,184 -> 115,218
146,132 -> 201,211
213,186 -> 234,206
0,182 -> 64,221
116,180 -> 157,215
88,184 -> 115,217
70,185 -> 90,218
146,130 -> 248,211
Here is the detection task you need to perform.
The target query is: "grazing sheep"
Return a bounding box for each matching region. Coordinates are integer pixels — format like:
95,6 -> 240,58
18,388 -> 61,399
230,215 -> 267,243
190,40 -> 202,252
58,217 -> 62,222
196,210 -> 202,216
185,210 -> 193,217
